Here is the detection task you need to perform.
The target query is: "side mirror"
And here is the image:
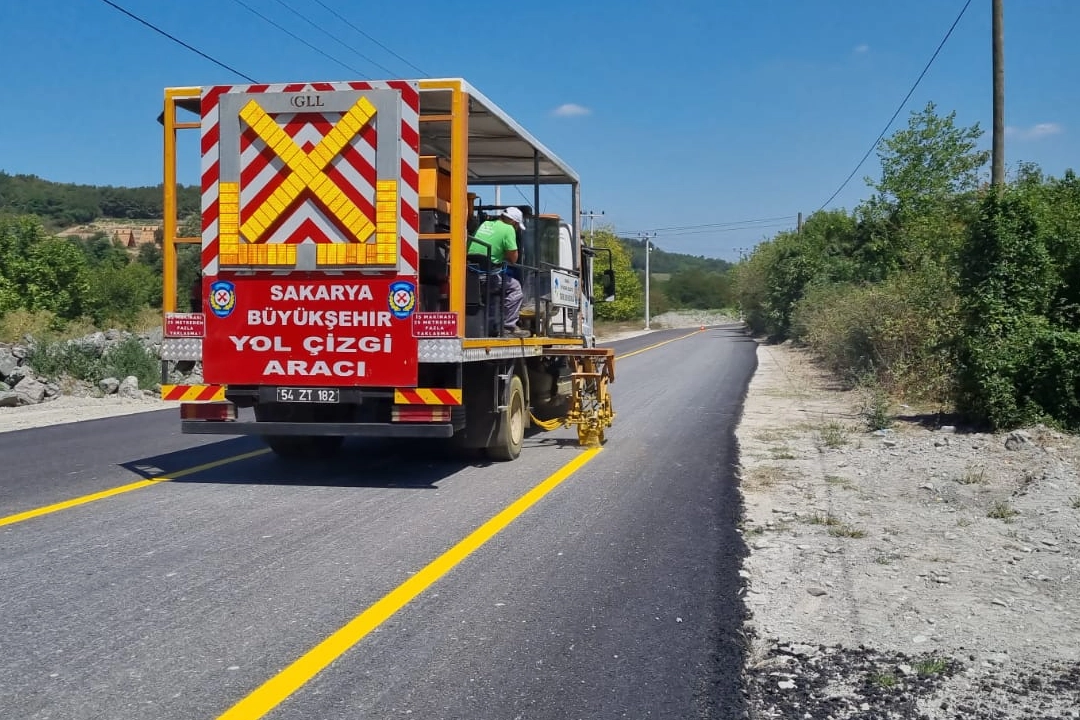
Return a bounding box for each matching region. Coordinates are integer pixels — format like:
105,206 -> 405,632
601,269 -> 616,302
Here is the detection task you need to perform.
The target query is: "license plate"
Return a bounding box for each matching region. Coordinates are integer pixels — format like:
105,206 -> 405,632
275,387 -> 340,403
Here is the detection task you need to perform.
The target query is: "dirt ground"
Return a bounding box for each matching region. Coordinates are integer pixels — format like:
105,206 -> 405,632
735,338 -> 1080,719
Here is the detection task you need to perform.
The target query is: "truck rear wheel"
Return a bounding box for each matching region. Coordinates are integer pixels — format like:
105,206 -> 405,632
486,375 -> 525,461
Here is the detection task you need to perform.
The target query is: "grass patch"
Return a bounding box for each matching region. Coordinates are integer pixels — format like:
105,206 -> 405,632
769,445 -> 797,460
828,524 -> 867,538
870,672 -> 898,688
825,475 -> 856,490
817,422 -> 849,448
914,657 -> 949,676
987,500 -> 1019,521
756,428 -> 793,443
857,377 -> 894,432
1070,496 -> 1080,510
954,467 -> 988,485
805,514 -> 865,537
742,466 -> 792,490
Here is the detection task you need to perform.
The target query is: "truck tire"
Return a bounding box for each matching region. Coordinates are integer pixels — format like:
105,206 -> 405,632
486,374 -> 525,461
263,435 -> 343,459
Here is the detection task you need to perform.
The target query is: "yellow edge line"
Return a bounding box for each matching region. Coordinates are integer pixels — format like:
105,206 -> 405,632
0,449 -> 270,529
615,329 -> 702,360
217,446 -> 604,720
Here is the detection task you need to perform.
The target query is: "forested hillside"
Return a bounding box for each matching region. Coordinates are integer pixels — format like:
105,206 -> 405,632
0,172 -> 199,228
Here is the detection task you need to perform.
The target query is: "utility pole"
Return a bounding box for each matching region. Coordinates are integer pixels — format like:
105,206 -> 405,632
639,232 -> 656,330
581,210 -> 605,238
797,212 -> 803,234
992,0 -> 1005,187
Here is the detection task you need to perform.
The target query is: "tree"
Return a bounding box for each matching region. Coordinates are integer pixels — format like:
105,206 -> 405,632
15,237 -> 92,318
850,102 -> 989,279
587,228 -> 642,321
662,268 -> 732,309
868,101 -> 989,216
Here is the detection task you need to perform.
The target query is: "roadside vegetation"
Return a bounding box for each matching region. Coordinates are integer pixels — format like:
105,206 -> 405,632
730,101 -> 1080,433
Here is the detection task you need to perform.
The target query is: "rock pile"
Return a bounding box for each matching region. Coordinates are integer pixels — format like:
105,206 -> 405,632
0,345 -> 56,407
0,328 -> 202,407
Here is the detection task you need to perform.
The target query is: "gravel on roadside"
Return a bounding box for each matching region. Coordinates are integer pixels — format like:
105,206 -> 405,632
735,339 -> 1080,720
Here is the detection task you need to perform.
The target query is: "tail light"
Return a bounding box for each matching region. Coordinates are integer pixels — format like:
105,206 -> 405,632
181,402 -> 237,421
392,406 -> 451,423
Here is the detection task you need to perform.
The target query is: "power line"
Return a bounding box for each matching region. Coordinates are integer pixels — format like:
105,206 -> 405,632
656,222 -> 793,238
641,215 -> 796,233
230,0 -> 366,78
97,0 -> 258,83
308,0 -> 429,76
622,215 -> 796,235
816,0 -> 974,211
269,0 -> 397,77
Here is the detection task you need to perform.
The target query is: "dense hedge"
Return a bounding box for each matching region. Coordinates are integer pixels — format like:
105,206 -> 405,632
732,102 -> 1080,431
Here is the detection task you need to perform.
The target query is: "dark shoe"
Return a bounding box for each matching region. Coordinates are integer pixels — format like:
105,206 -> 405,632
503,327 -> 530,338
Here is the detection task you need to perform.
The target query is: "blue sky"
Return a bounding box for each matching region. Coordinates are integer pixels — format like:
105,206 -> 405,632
1,0 -> 1076,260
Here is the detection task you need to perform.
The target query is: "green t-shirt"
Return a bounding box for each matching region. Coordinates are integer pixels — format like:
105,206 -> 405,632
468,220 -> 517,264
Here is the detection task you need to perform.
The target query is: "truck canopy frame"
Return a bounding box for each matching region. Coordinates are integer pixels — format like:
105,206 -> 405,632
417,79 -> 579,186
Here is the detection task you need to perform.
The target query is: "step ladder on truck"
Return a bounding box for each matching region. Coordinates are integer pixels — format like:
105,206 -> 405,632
158,78 -> 617,460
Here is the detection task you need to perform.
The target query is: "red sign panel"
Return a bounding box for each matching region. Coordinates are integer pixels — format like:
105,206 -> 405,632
201,275 -> 419,387
412,312 -> 458,338
164,313 -> 206,338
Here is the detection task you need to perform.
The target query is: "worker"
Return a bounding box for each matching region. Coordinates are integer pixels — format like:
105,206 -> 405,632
467,207 -> 529,337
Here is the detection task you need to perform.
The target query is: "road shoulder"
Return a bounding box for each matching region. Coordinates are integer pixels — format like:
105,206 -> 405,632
735,340 -> 1080,719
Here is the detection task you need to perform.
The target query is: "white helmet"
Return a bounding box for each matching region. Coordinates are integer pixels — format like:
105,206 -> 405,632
501,206 -> 525,230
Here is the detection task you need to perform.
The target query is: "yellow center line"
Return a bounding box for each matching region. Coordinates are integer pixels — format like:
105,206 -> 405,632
0,448 -> 270,529
614,329 -> 703,360
216,446 -> 604,720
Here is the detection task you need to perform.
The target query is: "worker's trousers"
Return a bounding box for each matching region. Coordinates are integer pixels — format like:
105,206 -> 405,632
502,276 -> 523,330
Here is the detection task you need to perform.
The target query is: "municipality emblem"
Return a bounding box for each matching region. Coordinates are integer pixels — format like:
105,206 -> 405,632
388,281 -> 416,320
208,280 -> 236,318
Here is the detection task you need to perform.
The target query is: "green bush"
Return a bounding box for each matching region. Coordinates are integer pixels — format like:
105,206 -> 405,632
790,265 -> 959,402
101,336 -> 159,389
26,335 -> 158,389
26,339 -> 103,382
954,189 -> 1079,429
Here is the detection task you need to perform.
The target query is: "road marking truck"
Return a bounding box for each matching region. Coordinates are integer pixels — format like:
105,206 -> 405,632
158,79 -> 616,461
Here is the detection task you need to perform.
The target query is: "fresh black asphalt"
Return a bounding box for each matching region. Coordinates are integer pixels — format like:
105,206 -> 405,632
0,324 -> 757,719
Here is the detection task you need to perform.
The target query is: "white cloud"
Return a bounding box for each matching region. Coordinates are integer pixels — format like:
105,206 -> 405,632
1006,122 -> 1063,140
853,44 -> 870,54
552,103 -> 591,118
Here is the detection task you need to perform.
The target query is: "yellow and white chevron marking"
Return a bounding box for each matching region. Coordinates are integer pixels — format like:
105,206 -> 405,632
238,97 -> 377,246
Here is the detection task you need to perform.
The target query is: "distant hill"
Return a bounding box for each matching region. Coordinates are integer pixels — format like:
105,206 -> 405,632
621,235 -> 733,275
0,172 -> 199,229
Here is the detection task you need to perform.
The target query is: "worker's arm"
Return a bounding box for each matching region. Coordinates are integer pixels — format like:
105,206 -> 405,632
505,249 -> 519,264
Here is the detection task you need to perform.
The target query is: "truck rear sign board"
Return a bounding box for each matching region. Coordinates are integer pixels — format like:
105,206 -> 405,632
202,277 -> 419,386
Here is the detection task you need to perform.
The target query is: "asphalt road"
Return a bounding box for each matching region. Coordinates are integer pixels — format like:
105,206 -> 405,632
0,324 -> 758,720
